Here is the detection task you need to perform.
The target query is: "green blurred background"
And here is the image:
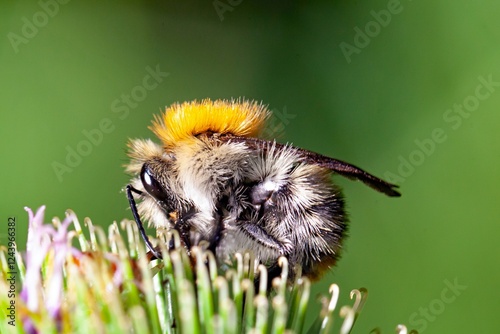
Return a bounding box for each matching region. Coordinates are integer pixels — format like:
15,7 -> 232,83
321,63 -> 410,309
1,1 -> 499,333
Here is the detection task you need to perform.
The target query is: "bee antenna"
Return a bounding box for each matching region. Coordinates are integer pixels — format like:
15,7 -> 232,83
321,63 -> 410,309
126,185 -> 163,259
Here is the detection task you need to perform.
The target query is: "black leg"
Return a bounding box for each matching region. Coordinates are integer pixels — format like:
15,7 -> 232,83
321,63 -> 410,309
238,222 -> 285,253
126,184 -> 162,260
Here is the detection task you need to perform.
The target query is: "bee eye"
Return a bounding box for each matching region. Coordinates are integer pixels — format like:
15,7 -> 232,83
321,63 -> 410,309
140,164 -> 166,201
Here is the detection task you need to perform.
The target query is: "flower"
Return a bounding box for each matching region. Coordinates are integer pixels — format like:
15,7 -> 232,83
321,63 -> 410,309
0,207 -> 412,333
20,206 -> 76,332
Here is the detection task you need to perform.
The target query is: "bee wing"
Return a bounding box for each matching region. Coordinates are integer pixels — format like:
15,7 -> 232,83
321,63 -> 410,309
295,148 -> 401,197
219,135 -> 401,197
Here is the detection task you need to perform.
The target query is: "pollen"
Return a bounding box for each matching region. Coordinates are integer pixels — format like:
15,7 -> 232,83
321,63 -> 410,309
151,98 -> 269,147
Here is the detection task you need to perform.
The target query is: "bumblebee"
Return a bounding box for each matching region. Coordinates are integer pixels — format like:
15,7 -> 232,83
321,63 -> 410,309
125,99 -> 400,281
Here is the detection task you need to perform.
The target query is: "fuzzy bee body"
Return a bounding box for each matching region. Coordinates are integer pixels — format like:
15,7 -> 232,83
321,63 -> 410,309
126,99 -> 400,281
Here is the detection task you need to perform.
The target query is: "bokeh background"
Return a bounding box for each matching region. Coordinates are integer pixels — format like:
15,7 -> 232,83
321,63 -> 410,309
1,1 -> 499,333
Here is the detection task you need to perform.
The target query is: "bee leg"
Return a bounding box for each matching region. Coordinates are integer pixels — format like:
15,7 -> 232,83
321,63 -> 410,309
238,222 -> 285,254
126,184 -> 163,260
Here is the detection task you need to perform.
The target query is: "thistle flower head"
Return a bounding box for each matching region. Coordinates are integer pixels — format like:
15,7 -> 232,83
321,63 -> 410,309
0,207 -> 413,333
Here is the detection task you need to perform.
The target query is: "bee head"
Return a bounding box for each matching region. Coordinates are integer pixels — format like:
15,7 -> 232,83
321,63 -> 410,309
140,162 -> 176,212
125,138 -> 188,230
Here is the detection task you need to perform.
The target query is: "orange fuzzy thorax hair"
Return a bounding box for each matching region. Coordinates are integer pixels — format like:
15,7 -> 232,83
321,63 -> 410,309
151,99 -> 269,147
